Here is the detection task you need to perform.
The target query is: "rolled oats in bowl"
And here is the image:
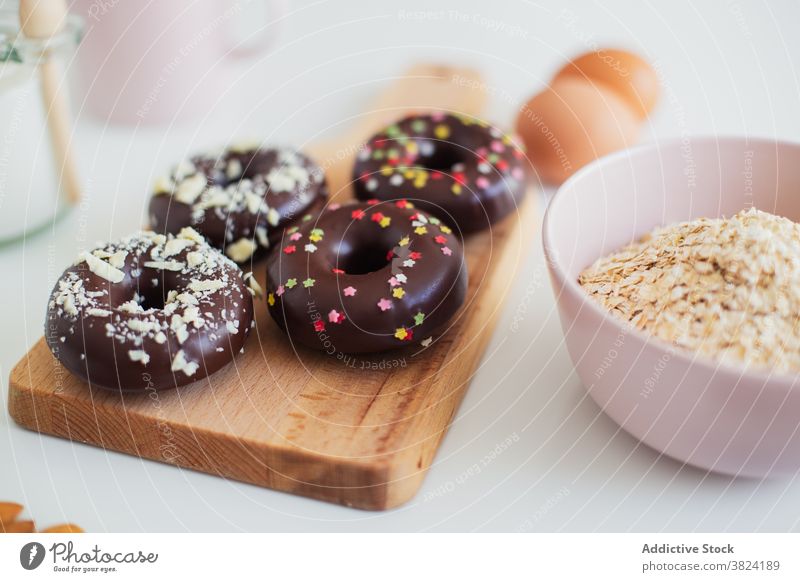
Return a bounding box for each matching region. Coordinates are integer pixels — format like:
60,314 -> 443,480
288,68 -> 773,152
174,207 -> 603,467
579,208 -> 800,372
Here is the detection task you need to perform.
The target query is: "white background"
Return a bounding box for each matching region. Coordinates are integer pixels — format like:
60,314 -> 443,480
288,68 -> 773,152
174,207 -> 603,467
2,0 -> 800,532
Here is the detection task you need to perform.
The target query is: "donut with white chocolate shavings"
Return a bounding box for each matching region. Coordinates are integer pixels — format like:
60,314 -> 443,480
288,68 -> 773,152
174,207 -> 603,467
45,228 -> 258,391
148,144 -> 328,264
353,112 -> 530,234
266,200 -> 468,354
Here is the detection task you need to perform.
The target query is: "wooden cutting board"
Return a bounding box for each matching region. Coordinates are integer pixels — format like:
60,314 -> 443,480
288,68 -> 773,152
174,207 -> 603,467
8,64 -> 537,510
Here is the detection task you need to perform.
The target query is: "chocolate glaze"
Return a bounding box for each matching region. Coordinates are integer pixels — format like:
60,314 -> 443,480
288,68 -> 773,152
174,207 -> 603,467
265,200 -> 468,354
45,229 -> 256,391
353,112 -> 530,234
149,145 -> 328,264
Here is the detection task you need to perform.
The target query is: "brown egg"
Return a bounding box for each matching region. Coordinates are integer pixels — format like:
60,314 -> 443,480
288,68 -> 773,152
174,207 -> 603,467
554,49 -> 659,119
515,77 -> 639,185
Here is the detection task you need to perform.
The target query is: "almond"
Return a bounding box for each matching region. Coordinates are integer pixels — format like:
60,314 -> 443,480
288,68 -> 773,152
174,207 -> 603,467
0,502 -> 23,525
2,520 -> 35,533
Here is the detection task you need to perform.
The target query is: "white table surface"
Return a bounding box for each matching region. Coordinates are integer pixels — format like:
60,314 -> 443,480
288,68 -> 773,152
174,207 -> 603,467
2,0 -> 800,532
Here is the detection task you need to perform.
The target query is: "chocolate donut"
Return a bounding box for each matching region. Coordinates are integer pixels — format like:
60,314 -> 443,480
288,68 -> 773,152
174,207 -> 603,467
353,113 -> 530,234
149,144 -> 328,264
265,200 -> 468,354
45,228 -> 257,391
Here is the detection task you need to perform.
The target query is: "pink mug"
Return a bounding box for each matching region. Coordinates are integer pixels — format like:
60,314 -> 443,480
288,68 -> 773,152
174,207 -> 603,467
72,0 -> 284,124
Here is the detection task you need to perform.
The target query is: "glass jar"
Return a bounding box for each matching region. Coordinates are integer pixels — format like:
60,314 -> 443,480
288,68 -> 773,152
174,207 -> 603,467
0,7 -> 82,246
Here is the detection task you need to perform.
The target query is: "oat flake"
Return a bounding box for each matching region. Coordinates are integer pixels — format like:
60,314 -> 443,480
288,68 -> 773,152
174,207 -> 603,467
579,208 -> 800,372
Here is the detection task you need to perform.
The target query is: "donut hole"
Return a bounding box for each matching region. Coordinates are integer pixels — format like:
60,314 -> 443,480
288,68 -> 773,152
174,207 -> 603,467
234,150 -> 275,183
336,244 -> 392,275
417,141 -> 462,172
137,284 -> 167,311
133,270 -> 181,311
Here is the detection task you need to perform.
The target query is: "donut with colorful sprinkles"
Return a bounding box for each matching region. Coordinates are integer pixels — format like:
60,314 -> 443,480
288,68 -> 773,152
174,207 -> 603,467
265,200 -> 468,354
45,228 -> 258,391
149,144 -> 328,264
353,112 -> 529,234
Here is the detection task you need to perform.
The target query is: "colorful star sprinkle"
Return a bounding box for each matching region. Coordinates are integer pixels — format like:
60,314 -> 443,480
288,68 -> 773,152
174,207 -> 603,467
309,228 -> 324,242
302,277 -> 315,288
313,320 -> 325,332
441,246 -> 453,256
414,312 -> 425,326
283,245 -> 296,254
267,293 -> 275,306
421,336 -> 433,348
343,286 -> 357,297
328,309 -> 345,324
379,216 -> 391,228
289,232 -> 302,241
285,278 -> 298,289
434,235 -> 447,244
304,243 -> 317,253
276,285 -> 285,296
377,298 -> 392,311
392,287 -> 405,299
352,209 -> 366,220
414,226 -> 428,235
394,327 -> 413,341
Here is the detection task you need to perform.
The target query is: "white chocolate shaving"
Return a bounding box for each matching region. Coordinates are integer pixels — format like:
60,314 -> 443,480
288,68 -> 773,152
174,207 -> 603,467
144,260 -> 185,271
171,349 -> 199,376
189,279 -> 225,293
255,226 -> 269,248
175,292 -> 198,305
128,319 -> 157,333
186,251 -> 204,268
128,350 -> 150,365
174,173 -> 207,204
108,250 -> 128,269
163,238 -> 193,257
229,140 -> 260,154
87,308 -> 111,317
243,272 -> 263,297
153,175 -> 173,195
81,251 -> 125,283
178,227 -> 205,244
225,238 -> 257,263
226,158 -> 243,179
119,300 -> 142,314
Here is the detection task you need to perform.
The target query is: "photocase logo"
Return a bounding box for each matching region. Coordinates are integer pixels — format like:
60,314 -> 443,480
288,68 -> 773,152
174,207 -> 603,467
19,542 -> 46,570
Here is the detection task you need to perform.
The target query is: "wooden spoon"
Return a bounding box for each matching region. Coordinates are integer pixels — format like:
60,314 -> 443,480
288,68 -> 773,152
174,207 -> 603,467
19,0 -> 81,204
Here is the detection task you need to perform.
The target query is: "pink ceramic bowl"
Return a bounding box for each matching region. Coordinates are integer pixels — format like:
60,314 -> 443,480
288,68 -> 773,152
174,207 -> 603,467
543,136 -> 800,478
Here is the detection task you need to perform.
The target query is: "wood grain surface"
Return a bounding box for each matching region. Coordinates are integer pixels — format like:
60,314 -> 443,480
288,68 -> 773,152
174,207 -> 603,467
8,64 -> 537,510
